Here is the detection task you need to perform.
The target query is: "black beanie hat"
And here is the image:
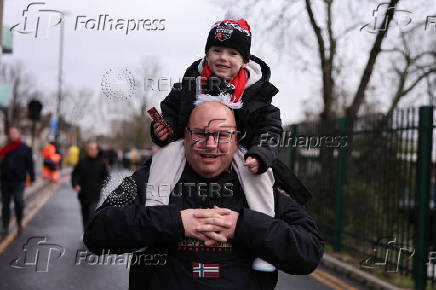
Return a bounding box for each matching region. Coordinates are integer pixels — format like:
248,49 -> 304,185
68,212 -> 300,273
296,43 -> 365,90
205,18 -> 251,61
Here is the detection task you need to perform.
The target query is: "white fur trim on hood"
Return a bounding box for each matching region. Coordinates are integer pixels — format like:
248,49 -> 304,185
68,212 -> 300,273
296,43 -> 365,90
194,93 -> 243,109
194,57 -> 262,109
244,60 -> 262,88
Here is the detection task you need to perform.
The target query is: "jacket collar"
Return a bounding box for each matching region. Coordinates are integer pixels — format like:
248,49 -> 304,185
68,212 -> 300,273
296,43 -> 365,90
0,138 -> 22,156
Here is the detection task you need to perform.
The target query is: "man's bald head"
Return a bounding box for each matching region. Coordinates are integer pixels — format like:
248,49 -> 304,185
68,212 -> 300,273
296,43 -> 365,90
188,102 -> 236,129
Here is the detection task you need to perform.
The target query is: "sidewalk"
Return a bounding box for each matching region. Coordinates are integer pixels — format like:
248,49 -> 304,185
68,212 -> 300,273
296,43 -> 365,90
23,177 -> 46,199
0,167 -> 72,225
321,253 -> 405,290
0,178 -> 129,290
20,167 -> 72,202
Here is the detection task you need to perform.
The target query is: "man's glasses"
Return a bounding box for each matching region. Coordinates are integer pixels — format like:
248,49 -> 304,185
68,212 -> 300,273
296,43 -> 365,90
186,127 -> 238,144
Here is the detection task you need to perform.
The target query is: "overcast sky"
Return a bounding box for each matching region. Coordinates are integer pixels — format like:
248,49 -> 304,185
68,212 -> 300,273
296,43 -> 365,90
2,0 -> 435,135
2,0 -> 315,127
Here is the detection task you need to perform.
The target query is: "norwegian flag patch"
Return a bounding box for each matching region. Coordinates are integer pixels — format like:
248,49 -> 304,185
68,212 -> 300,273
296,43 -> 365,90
192,263 -> 220,278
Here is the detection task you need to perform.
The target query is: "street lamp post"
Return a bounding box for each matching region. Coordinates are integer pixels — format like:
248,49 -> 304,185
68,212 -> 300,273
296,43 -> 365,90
0,0 -> 4,61
55,16 -> 65,146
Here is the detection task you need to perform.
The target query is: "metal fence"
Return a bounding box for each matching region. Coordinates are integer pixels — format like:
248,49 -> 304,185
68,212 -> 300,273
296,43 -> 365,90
279,106 -> 435,289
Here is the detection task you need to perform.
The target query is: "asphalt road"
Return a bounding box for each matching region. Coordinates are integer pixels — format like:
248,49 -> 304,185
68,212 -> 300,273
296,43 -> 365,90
0,169 -> 368,290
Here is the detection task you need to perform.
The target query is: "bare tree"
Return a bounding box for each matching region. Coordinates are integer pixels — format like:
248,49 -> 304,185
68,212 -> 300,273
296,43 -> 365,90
381,24 -> 436,119
0,61 -> 35,129
346,0 -> 400,117
132,57 -> 165,146
74,58 -> 163,148
220,0 -> 435,120
63,87 -> 93,126
108,114 -> 152,149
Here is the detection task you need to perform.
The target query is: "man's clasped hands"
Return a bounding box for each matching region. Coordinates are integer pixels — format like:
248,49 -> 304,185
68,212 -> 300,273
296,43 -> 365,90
181,206 -> 239,246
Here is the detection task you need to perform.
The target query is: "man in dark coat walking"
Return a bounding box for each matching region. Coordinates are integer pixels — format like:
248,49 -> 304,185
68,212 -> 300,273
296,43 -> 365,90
0,126 -> 35,235
72,142 -> 109,230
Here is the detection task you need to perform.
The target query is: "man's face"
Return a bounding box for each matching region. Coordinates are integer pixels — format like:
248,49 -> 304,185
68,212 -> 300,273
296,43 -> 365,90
8,127 -> 20,142
184,103 -> 238,178
206,46 -> 246,80
87,143 -> 99,158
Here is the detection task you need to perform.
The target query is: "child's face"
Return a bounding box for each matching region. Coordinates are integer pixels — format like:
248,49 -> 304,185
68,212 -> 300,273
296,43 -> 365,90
206,46 -> 246,80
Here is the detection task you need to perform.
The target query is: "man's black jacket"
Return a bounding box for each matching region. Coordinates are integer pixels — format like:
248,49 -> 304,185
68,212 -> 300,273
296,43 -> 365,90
0,142 -> 35,183
84,160 -> 324,290
72,156 -> 109,202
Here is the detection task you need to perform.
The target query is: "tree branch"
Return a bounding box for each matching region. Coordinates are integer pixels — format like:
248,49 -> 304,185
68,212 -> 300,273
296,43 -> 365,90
305,0 -> 335,119
386,67 -> 436,118
347,0 -> 401,117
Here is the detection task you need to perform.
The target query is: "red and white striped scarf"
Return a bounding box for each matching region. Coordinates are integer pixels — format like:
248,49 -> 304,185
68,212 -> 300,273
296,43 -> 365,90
200,64 -> 246,103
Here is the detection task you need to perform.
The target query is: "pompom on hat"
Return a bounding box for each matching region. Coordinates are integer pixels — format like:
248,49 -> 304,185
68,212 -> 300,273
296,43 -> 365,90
205,10 -> 252,61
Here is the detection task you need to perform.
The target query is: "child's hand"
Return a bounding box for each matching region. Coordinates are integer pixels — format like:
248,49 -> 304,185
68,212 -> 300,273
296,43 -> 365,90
153,122 -> 171,142
244,156 -> 259,174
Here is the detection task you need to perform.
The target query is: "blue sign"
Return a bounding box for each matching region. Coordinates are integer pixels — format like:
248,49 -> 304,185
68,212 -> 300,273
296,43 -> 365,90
50,117 -> 58,135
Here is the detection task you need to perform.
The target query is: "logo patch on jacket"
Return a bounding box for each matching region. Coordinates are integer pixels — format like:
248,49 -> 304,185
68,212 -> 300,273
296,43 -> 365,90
192,263 -> 220,278
178,237 -> 232,252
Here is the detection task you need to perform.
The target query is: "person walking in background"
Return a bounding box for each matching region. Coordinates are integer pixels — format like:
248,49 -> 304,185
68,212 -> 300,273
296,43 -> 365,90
64,145 -> 80,167
41,142 -> 61,182
72,141 -> 109,231
0,126 -> 35,235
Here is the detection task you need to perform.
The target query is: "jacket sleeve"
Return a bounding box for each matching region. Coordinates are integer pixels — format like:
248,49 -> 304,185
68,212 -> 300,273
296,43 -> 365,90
232,190 -> 324,275
151,82 -> 183,147
246,104 -> 282,173
100,162 -> 110,187
26,146 -> 35,182
83,166 -> 185,255
71,161 -> 81,188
